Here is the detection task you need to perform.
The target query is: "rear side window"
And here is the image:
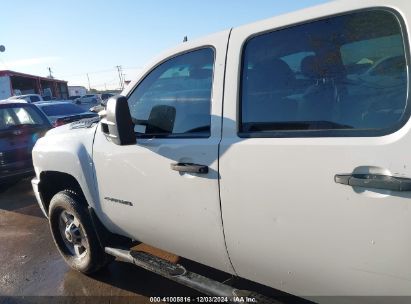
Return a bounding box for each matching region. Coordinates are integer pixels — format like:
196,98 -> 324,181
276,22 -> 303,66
240,9 -> 408,137
0,106 -> 48,130
128,48 -> 214,138
30,96 -> 41,103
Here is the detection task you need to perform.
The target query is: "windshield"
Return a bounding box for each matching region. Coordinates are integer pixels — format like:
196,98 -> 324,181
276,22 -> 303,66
0,106 -> 48,130
40,103 -> 85,116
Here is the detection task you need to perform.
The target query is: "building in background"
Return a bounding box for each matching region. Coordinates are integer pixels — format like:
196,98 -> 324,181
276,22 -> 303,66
68,85 -> 87,97
0,70 -> 68,100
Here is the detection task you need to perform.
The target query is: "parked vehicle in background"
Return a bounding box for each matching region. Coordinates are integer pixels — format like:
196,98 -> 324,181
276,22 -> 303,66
42,96 -> 57,101
99,93 -> 115,102
35,101 -> 98,127
74,94 -> 100,104
89,94 -> 118,113
8,94 -> 44,103
0,102 -> 51,184
31,0 -> 411,301
89,103 -> 105,114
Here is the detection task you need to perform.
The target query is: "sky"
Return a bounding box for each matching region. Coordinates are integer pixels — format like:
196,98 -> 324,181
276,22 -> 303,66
1,0 -> 329,91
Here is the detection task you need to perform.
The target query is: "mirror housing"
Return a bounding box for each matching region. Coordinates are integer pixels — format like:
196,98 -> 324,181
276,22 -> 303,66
101,95 -> 136,145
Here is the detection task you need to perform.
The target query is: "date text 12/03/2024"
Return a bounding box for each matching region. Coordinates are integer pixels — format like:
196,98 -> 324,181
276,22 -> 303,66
149,297 -> 257,303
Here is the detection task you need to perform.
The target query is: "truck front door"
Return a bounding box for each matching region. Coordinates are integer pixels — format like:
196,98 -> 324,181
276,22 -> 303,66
93,31 -> 234,274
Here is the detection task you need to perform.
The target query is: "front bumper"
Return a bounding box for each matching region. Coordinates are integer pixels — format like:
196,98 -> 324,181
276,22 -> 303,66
31,177 -> 48,218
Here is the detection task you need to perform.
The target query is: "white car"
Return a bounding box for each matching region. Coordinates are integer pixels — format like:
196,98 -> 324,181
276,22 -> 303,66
74,94 -> 100,105
30,0 -> 411,301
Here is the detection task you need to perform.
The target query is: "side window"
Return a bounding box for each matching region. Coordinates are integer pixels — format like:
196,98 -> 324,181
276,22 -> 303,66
30,96 -> 40,103
0,106 -> 48,129
240,10 -> 408,136
128,48 -> 214,138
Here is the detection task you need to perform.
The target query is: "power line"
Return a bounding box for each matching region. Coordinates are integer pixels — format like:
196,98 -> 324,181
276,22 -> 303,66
91,78 -> 119,87
123,66 -> 143,70
57,66 -> 143,86
58,65 -> 143,90
61,68 -> 117,78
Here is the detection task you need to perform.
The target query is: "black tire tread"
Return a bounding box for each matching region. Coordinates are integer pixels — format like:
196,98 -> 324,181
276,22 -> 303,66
49,189 -> 111,274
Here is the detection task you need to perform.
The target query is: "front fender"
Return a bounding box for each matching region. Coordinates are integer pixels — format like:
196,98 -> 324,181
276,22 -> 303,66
32,124 -> 99,209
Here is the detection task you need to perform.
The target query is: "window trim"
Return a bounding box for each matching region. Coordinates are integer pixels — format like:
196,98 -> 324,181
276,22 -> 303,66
237,7 -> 411,138
126,46 -> 216,139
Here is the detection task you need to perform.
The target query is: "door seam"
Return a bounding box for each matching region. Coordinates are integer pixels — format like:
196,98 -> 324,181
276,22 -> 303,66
217,27 -> 238,276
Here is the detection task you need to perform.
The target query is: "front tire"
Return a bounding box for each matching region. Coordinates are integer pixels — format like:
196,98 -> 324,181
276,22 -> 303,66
49,190 -> 111,274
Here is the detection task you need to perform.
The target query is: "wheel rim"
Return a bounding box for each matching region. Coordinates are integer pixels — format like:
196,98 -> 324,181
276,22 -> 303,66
58,210 -> 88,258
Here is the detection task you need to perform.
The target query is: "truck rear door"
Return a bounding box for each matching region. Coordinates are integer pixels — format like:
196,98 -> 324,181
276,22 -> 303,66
220,1 -> 411,296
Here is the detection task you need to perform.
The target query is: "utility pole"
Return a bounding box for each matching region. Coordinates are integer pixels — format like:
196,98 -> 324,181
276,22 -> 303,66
122,73 -> 126,88
86,73 -> 91,91
116,65 -> 124,90
0,45 -> 6,69
48,67 -> 53,78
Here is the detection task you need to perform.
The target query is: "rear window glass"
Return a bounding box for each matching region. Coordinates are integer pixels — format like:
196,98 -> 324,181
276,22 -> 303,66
40,103 -> 85,116
240,9 -> 408,137
0,106 -> 48,130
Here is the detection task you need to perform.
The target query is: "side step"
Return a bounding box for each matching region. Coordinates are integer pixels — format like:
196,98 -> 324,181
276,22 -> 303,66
105,247 -> 280,303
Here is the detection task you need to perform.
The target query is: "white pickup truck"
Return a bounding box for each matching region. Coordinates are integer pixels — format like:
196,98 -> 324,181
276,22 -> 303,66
31,0 -> 411,301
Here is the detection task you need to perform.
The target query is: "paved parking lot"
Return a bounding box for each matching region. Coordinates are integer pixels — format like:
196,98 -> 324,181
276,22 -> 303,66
0,179 -> 306,304
0,179 -> 199,301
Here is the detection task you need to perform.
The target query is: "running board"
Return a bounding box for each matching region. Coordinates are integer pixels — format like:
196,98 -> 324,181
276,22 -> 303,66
105,247 -> 280,303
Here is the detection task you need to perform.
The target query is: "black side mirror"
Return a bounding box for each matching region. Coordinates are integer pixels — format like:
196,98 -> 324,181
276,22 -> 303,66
101,95 -> 136,145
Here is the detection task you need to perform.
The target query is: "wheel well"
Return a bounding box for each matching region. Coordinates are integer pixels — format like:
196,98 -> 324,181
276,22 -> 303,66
38,171 -> 133,248
38,171 -> 87,214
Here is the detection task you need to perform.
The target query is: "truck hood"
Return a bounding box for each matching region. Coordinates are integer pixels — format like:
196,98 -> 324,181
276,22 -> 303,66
45,116 -> 100,137
47,113 -> 98,125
